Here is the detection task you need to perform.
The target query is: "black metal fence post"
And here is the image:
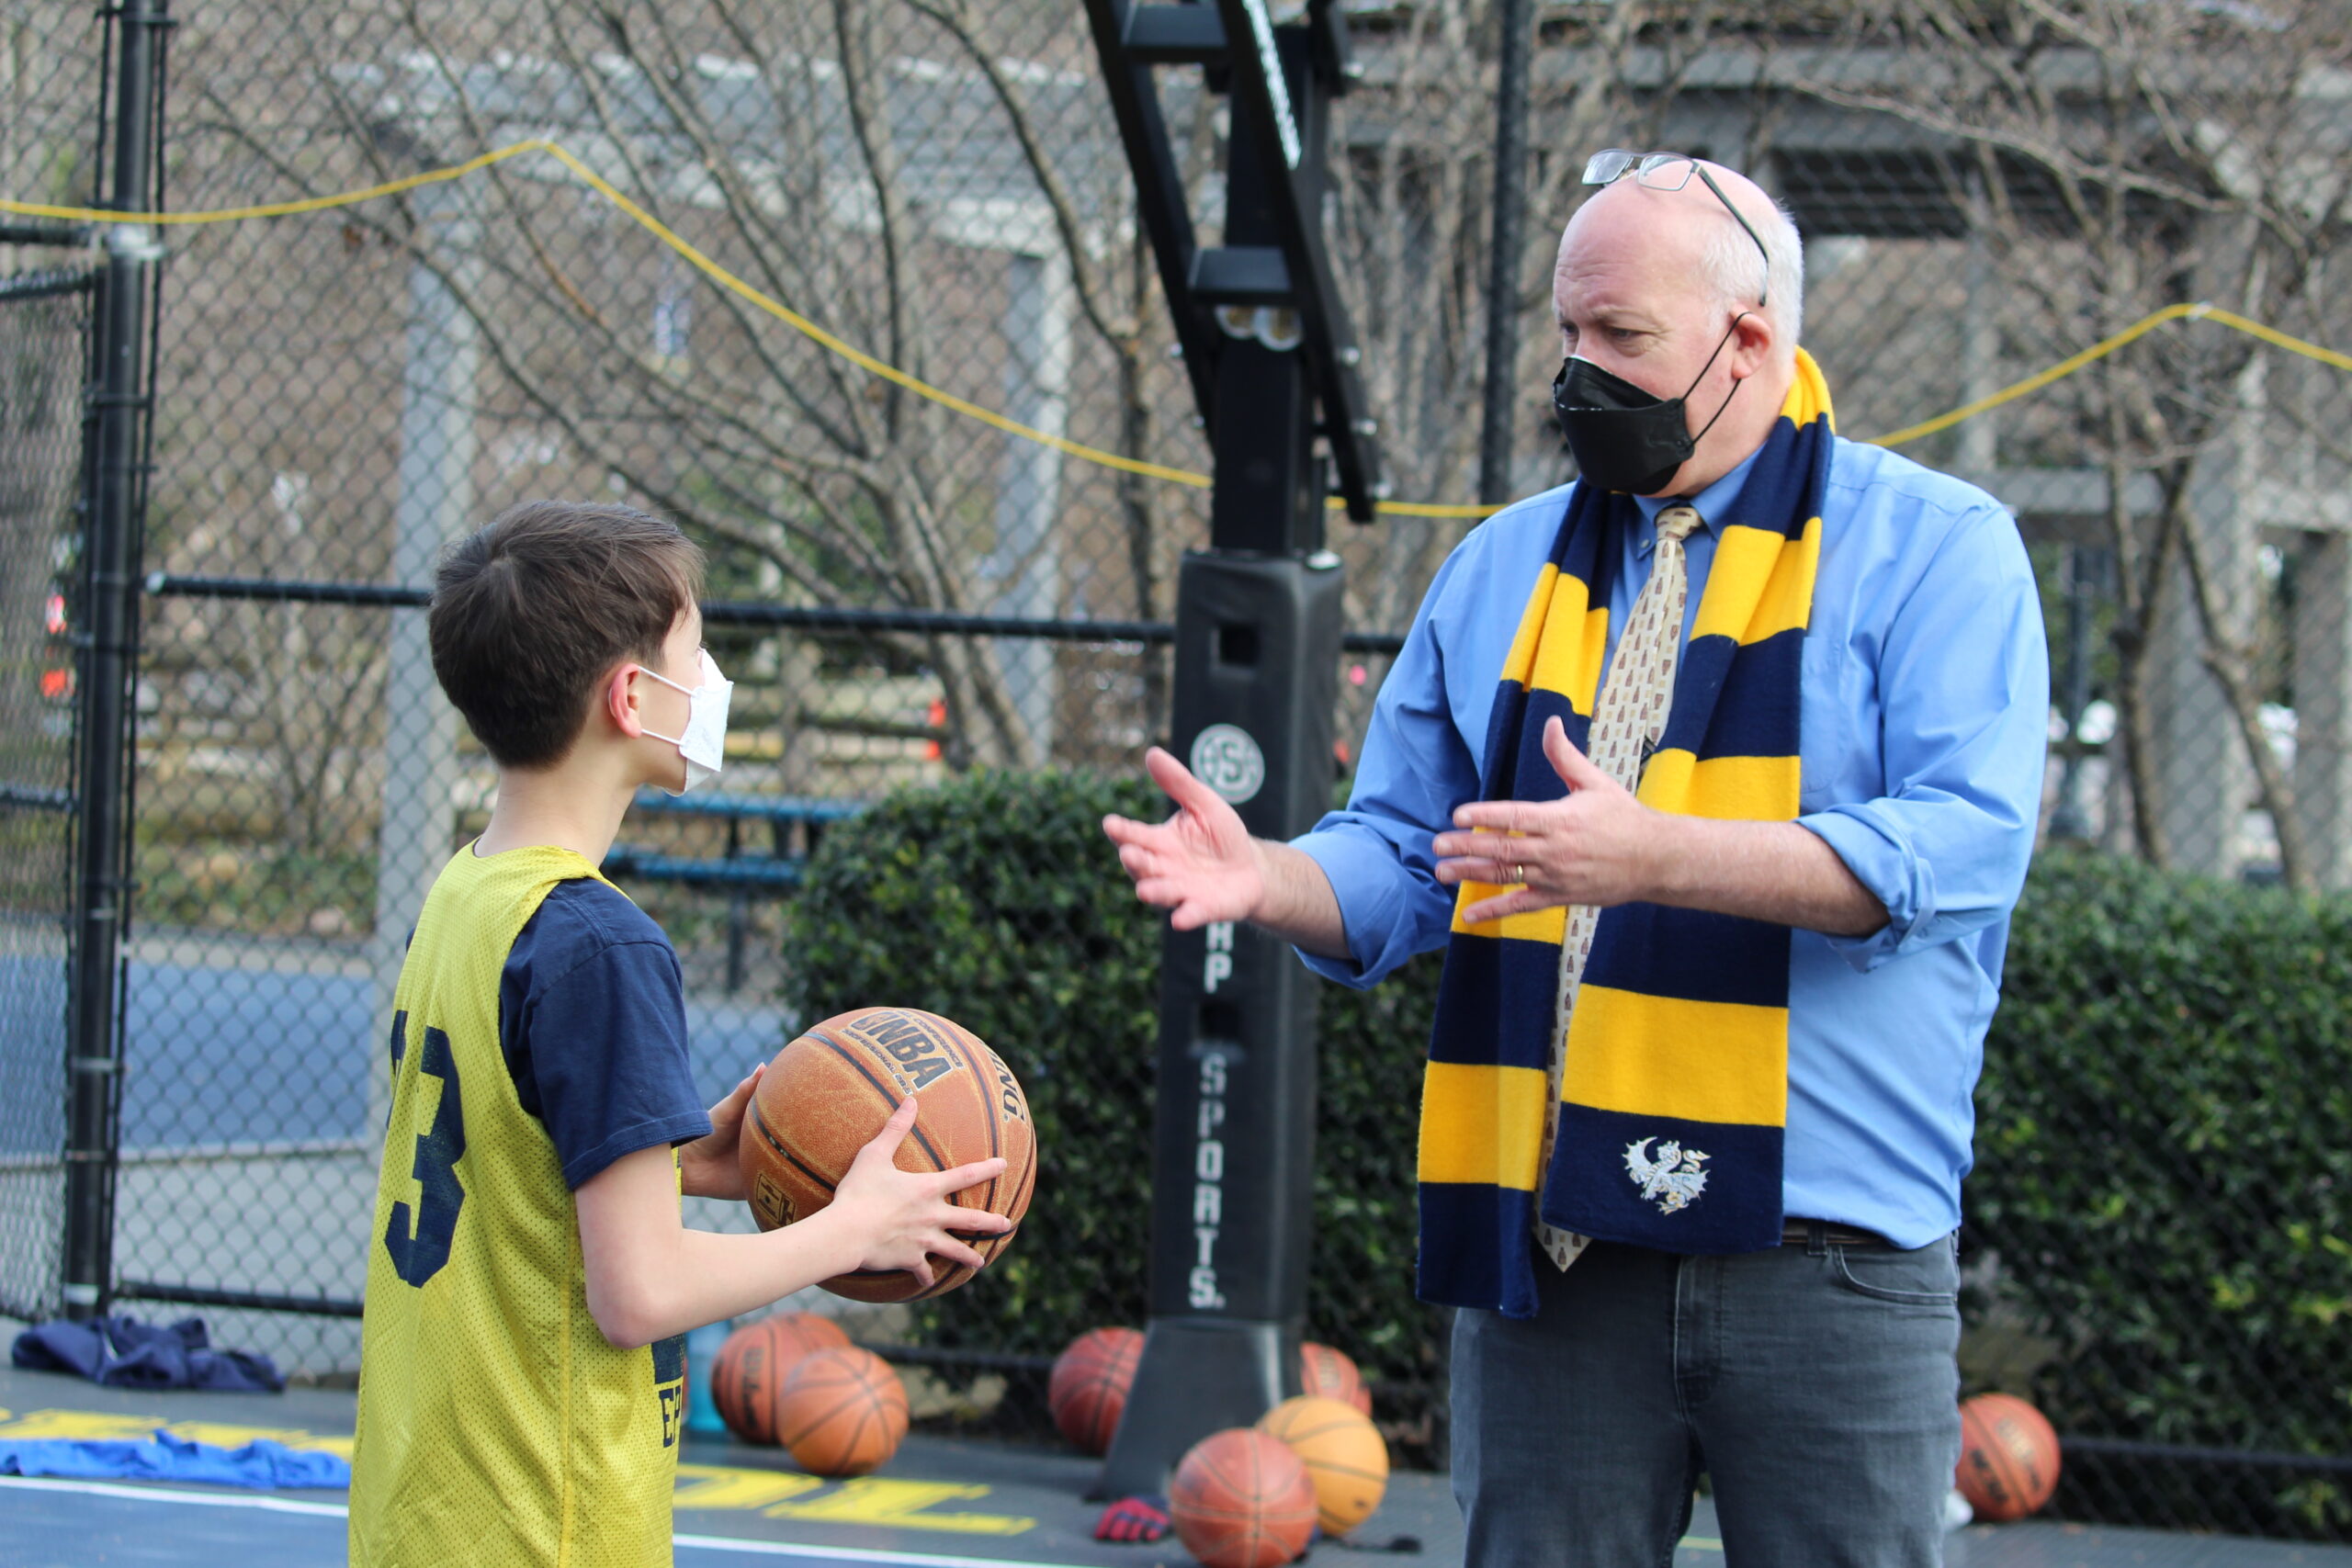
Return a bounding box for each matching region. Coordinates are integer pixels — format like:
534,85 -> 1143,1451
62,0 -> 168,1322
1476,0 -> 1534,506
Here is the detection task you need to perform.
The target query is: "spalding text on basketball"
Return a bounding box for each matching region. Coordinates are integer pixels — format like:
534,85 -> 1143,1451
985,1047 -> 1028,1125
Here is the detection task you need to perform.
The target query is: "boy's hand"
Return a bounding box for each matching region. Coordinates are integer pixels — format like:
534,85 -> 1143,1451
822,1097 -> 1012,1287
679,1065 -> 763,1201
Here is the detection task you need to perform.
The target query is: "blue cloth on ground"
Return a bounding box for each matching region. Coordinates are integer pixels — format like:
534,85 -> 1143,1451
10,1314 -> 284,1393
0,1428 -> 348,1489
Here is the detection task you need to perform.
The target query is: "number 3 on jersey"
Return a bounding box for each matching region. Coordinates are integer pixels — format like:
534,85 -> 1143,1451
386,1012 -> 467,1287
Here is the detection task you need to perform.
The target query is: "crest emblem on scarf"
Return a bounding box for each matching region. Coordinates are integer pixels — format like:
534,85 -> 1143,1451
1624,1137 -> 1710,1214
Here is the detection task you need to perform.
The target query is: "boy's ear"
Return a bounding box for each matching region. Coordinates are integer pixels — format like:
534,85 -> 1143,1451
604,663 -> 647,739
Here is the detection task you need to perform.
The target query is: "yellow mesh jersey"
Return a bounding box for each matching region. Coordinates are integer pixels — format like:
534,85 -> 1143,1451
352,844 -> 687,1568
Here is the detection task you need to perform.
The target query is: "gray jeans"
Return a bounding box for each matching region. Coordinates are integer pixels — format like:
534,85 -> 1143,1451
1452,1233 -> 1962,1568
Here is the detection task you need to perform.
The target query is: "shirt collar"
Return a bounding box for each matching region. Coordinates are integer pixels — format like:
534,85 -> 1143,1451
1632,442 -> 1766,547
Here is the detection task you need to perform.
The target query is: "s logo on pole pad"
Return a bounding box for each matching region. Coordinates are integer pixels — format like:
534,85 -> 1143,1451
1190,723 -> 1267,805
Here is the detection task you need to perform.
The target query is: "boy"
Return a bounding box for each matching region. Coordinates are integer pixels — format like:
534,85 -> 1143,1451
350,500 -> 1008,1566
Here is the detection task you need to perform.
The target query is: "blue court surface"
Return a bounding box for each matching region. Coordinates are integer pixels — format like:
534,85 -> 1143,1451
0,946 -> 787,1158
0,1358 -> 1476,1568
6,1466 -> 2349,1568
4,1358 -> 2348,1568
0,1477 -> 1165,1568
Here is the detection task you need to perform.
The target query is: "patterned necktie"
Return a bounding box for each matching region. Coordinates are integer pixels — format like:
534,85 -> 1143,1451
1535,503 -> 1703,1271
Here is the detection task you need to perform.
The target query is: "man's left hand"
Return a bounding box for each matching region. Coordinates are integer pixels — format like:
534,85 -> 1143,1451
1431,716 -> 1668,924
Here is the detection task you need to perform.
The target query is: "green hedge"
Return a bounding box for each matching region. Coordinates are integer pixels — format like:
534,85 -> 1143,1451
780,769 -> 1448,1455
1974,848 -> 2352,1535
784,776 -> 2352,1520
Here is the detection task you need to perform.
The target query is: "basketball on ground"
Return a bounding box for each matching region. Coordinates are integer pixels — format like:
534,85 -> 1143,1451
1257,1393 -> 1388,1535
739,1006 -> 1037,1302
1956,1392 -> 2061,1521
1048,1325 -> 1143,1455
1299,1340 -> 1372,1416
708,1312 -> 852,1444
1170,1427 -> 1320,1568
776,1346 -> 909,1477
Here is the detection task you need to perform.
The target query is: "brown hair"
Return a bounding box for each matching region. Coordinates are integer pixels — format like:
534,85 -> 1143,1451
429,500 -> 705,768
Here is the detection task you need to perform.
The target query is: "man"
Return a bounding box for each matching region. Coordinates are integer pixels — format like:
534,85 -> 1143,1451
1102,153 -> 2047,1565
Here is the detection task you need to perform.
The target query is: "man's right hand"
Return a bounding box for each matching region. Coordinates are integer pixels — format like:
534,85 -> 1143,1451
1102,746 -> 1267,931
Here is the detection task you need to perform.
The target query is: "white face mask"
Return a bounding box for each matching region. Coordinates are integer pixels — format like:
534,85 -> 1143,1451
639,649 -> 732,795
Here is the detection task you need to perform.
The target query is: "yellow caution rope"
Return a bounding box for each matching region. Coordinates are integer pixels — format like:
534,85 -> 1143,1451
9,141 -> 2346,522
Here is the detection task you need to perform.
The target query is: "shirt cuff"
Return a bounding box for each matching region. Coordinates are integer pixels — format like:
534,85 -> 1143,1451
1286,829 -> 1406,987
561,1111 -> 716,1190
1795,806 -> 1928,972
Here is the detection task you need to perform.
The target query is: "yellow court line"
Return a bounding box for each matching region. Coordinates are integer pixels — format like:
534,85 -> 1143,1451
7,141 -> 2346,512
0,1407 -> 1035,1534
0,1404 -> 351,1458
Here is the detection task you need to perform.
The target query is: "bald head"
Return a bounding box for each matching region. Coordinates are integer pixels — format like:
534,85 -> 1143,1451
1548,158 -> 1806,495
1560,161 -> 1804,352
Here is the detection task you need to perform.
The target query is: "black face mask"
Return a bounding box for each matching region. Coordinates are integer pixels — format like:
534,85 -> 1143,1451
1550,316 -> 1747,495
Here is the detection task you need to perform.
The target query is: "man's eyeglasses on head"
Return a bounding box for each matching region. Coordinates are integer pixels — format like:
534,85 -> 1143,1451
1581,149 -> 1770,310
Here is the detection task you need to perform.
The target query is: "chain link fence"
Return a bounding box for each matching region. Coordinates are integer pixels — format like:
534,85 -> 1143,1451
1,0 -> 2347,1540
0,264 -> 90,1325
1,0 -> 113,1329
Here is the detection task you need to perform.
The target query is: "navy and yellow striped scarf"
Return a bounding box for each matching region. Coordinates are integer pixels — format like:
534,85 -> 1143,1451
1418,351 -> 1835,1318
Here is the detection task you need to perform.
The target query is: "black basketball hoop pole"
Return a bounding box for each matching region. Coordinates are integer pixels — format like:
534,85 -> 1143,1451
1081,0 -> 1385,1496
63,0 -> 170,1324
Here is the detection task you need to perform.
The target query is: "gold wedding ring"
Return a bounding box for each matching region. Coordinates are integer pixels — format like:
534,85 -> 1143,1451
1511,863 -> 1526,886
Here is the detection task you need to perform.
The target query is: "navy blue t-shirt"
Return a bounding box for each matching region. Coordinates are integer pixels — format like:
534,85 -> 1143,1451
497,878 -> 713,1189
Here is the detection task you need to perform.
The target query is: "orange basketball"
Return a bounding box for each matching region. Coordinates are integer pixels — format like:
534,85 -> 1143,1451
1258,1394 -> 1388,1535
775,1346 -> 909,1477
1956,1392 -> 2061,1521
708,1313 -> 852,1444
1048,1326 -> 1143,1455
1299,1341 -> 1372,1416
740,1006 -> 1037,1302
1170,1428 -> 1319,1568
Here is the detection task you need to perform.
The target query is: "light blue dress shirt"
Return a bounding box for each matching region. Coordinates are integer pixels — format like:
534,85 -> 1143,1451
1294,436 -> 2051,1248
